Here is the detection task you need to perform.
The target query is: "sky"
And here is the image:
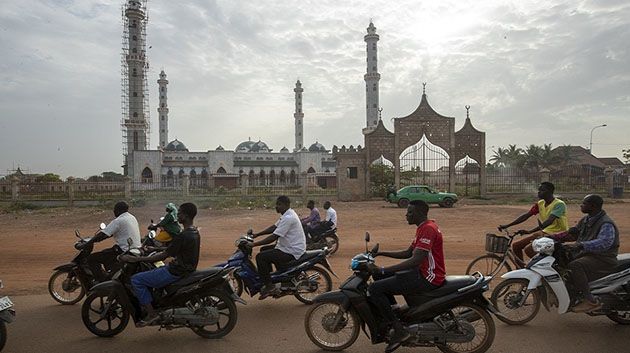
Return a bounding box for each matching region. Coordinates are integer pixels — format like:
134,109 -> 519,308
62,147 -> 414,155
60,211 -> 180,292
0,0 -> 629,178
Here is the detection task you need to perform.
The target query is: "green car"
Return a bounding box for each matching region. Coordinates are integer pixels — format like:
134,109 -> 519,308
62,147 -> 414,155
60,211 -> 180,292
387,185 -> 458,208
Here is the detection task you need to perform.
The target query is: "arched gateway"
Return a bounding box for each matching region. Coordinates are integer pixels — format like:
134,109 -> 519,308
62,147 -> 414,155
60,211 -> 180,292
333,86 -> 486,201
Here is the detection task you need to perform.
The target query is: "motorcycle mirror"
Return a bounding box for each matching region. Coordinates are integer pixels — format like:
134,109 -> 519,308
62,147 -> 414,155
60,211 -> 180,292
371,243 -> 379,255
149,230 -> 156,239
75,229 -> 81,238
365,232 -> 370,253
150,219 -> 154,224
99,223 -> 106,230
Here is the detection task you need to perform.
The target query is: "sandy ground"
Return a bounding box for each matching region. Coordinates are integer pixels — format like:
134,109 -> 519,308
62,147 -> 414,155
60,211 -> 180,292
1,200 -> 630,353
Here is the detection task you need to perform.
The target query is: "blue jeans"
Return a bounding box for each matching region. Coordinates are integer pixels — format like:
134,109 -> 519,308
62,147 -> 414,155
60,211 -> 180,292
131,266 -> 180,306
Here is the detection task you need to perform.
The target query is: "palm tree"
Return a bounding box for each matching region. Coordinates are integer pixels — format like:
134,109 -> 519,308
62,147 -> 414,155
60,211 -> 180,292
504,144 -> 524,168
523,144 -> 544,170
490,147 -> 509,167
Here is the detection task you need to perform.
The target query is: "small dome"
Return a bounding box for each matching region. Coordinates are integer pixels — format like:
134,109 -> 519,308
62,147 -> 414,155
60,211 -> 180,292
235,140 -> 255,152
280,146 -> 289,152
165,139 -> 188,151
308,142 -> 327,152
216,145 -> 224,151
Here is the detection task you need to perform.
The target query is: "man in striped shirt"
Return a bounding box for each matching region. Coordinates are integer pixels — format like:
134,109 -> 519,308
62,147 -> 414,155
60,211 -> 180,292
367,200 -> 445,353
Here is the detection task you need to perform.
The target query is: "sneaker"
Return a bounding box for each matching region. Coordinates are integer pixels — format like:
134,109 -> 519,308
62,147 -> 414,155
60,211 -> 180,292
135,312 -> 160,327
572,299 -> 602,313
385,326 -> 411,353
258,284 -> 280,300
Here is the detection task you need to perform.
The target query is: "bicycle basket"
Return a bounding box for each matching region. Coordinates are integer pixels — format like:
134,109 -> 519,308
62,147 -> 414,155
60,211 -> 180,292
485,233 -> 509,253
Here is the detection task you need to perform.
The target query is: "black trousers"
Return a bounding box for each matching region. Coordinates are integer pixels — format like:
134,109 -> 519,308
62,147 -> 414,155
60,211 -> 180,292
256,248 -> 295,285
87,246 -> 122,281
368,269 -> 438,323
568,255 -> 617,299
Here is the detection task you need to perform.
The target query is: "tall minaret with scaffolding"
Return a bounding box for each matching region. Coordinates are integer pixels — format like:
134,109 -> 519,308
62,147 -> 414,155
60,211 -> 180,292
294,80 -> 304,151
121,0 -> 150,177
157,70 -> 169,148
363,21 -> 380,134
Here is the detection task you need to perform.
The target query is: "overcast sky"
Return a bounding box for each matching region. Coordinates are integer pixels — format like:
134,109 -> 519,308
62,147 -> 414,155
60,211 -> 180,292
1,0 -> 628,178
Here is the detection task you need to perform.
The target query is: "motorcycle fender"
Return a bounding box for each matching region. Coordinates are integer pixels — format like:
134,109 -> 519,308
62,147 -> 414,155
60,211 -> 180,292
313,290 -> 350,306
501,269 -> 543,290
53,263 -> 77,272
0,309 -> 16,323
90,280 -> 134,312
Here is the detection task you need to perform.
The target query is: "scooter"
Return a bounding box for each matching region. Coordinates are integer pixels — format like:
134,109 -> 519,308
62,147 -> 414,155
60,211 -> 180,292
304,232 -> 496,353
491,237 -> 630,325
0,280 -> 16,352
306,227 -> 340,255
216,234 -> 337,304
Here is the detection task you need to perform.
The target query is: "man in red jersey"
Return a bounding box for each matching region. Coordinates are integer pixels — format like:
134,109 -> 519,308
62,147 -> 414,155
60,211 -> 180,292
368,200 -> 445,353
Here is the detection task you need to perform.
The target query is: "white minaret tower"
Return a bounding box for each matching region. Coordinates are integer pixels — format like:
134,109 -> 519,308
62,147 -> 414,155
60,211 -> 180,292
363,20 -> 380,134
157,70 -> 169,148
294,80 -> 304,151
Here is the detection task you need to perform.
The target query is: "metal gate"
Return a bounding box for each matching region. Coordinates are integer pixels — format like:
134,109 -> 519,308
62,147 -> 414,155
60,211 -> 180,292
454,155 -> 480,196
399,135 -> 449,190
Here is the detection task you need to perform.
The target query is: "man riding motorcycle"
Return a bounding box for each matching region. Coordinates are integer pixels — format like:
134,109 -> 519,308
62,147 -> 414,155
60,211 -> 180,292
367,199 -> 446,353
564,194 -> 620,313
248,195 -> 306,299
87,201 -> 141,282
119,202 -> 200,326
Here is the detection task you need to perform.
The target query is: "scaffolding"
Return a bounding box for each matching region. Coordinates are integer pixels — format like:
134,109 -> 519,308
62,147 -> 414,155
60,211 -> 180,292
121,0 -> 150,173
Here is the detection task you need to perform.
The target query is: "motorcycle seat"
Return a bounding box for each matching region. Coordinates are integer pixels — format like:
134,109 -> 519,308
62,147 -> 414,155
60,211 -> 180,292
165,267 -> 224,290
421,275 -> 477,297
277,250 -> 324,270
616,254 -> 630,273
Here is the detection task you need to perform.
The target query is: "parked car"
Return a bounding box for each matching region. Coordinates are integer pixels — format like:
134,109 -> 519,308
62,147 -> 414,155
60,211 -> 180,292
387,185 -> 458,208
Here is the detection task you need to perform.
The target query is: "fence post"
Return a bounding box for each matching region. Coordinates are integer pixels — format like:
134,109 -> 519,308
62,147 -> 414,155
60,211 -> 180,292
11,177 -> 19,202
182,175 -> 190,198
124,177 -> 132,200
605,167 -> 614,197
67,177 -> 75,207
539,168 -> 550,183
302,173 -> 308,201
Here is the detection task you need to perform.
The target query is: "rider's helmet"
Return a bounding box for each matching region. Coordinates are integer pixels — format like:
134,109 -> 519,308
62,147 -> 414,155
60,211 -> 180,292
532,237 -> 555,255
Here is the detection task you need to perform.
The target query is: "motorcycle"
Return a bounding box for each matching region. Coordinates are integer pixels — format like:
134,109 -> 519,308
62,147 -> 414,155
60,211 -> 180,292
81,239 -> 242,338
0,280 -> 16,352
48,223 -> 111,305
216,234 -> 337,304
491,237 -> 630,325
304,233 -> 496,353
306,227 -> 340,255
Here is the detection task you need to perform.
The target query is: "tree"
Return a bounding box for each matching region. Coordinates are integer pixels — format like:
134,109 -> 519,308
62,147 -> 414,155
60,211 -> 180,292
35,173 -> 62,182
623,148 -> 630,164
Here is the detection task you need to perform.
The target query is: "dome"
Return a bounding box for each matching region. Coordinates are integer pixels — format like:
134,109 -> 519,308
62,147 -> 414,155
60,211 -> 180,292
250,140 -> 270,152
280,146 -> 289,152
235,140 -> 255,152
164,139 -> 188,152
308,142 -> 327,152
216,145 -> 224,151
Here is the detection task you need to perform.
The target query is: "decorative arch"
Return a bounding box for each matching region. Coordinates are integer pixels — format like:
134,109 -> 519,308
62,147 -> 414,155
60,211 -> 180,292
141,167 -> 153,183
269,170 -> 276,185
371,155 -> 394,167
307,167 -> 316,173
280,170 -> 287,184
216,167 -> 227,174
398,134 -> 450,189
289,170 -> 297,185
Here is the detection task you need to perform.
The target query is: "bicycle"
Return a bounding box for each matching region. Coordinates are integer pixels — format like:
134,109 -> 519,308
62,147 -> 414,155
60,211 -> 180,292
465,229 -> 527,285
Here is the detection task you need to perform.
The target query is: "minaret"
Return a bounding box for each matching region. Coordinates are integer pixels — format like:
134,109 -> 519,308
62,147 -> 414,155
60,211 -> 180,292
363,20 -> 380,134
121,0 -> 149,176
157,70 -> 169,148
294,80 -> 304,151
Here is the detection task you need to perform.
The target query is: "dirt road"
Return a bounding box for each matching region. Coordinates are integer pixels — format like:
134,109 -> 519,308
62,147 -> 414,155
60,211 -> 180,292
1,200 -> 629,352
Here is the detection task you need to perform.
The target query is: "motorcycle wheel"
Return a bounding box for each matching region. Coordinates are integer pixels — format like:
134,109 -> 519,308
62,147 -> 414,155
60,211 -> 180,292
437,303 -> 495,353
48,269 -> 85,305
228,273 -> 244,297
190,289 -> 238,339
294,266 -> 333,305
490,278 -> 540,325
324,235 -> 339,255
81,292 -> 129,337
607,311 -> 630,325
0,321 -> 6,352
304,302 -> 360,351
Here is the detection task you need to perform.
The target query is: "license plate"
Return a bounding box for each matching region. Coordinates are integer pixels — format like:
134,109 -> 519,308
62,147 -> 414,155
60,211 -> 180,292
0,296 -> 13,311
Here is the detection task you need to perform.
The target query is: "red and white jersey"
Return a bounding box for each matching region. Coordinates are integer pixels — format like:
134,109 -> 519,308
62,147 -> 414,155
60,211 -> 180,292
410,220 -> 446,286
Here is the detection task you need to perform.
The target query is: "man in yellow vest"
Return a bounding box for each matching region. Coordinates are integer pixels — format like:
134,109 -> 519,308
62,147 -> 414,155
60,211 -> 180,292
498,182 -> 569,263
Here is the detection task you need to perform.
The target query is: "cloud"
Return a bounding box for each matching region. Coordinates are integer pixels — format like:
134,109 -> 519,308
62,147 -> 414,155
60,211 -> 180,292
0,0 -> 628,177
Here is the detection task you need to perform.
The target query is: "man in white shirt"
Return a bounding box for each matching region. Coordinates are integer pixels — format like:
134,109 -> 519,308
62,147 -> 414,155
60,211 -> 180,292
87,201 -> 142,281
324,201 -> 337,229
249,195 -> 306,299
